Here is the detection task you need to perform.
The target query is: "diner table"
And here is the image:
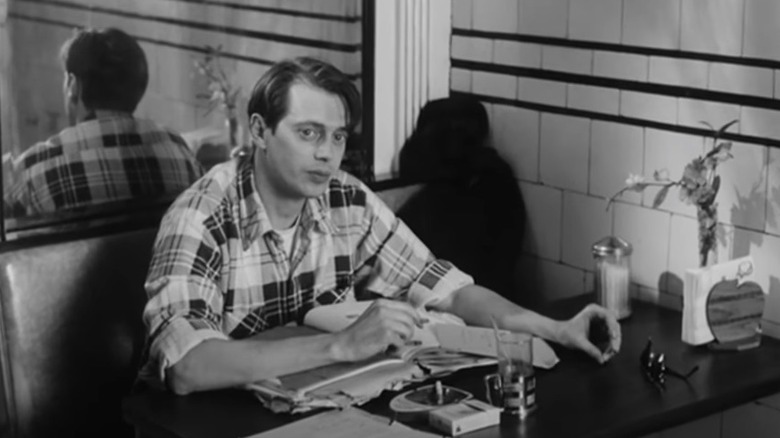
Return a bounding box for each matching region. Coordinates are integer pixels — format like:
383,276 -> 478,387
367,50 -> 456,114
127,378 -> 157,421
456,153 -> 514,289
123,295 -> 780,438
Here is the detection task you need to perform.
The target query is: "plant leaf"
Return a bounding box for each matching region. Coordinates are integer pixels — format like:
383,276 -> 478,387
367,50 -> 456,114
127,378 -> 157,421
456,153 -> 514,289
711,175 -> 720,198
699,121 -> 716,132
717,119 -> 739,137
653,185 -> 671,208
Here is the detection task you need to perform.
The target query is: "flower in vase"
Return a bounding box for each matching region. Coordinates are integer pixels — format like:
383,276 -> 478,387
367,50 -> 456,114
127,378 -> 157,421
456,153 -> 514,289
607,120 -> 738,267
193,45 -> 242,148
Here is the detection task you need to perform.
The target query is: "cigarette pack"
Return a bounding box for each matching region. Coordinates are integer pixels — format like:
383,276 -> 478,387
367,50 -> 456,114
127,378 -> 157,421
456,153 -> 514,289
428,399 -> 501,436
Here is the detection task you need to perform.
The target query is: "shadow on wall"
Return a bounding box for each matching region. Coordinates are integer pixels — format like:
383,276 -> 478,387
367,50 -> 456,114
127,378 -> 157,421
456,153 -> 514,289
661,271 -> 684,297
396,96 -> 529,306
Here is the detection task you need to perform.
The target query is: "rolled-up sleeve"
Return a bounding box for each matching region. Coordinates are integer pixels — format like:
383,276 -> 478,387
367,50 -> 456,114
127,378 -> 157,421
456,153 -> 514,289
354,186 -> 474,307
141,204 -> 228,386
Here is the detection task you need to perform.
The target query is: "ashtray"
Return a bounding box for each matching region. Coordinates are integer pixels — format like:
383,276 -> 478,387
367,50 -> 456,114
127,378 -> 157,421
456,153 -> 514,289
390,383 -> 473,421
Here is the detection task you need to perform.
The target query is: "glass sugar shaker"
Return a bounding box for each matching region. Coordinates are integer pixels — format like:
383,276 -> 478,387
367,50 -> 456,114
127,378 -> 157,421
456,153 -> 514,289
592,236 -> 633,320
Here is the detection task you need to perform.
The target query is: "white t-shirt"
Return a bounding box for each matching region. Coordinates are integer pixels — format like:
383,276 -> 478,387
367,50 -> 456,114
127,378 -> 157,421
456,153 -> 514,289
276,216 -> 299,257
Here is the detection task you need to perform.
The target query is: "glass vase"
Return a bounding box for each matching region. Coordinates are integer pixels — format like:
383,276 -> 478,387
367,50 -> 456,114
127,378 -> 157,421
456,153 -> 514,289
697,204 -> 718,268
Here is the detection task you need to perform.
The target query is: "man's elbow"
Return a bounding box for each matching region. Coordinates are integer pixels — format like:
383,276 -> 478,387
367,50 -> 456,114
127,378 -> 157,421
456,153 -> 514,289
166,358 -> 200,395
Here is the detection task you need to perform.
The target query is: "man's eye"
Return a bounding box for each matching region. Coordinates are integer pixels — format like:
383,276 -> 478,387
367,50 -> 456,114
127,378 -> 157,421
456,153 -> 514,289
333,132 -> 348,146
299,128 -> 318,140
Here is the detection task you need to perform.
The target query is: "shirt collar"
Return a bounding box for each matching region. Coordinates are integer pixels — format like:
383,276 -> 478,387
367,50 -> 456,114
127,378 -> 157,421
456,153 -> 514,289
236,150 -> 336,250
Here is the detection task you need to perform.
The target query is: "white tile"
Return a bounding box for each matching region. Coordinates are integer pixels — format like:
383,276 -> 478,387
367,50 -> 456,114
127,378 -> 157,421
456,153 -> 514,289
709,64 -> 774,98
562,192 -> 613,270
744,2 -> 780,61
649,57 -> 708,89
537,259 -> 587,301
567,84 -> 620,115
517,77 -> 566,106
620,91 -> 677,125
723,402 -> 780,438
540,114 -> 590,191
452,0 -> 472,29
661,413 -> 721,438
759,392 -> 780,411
668,215 -> 703,295
473,71 -> 516,99
542,46 -> 593,75
768,148 -> 780,236
740,107 -> 780,142
451,68 -> 472,93
680,0 -> 744,56
677,99 -> 741,131
569,0 -> 622,43
776,71 -> 780,99
717,143 -> 768,231
489,104 -> 540,182
494,41 -> 542,68
473,0 -> 517,33
451,36 -> 492,63
594,51 -> 648,82
614,204 -> 671,289
589,121 -> 644,201
643,129 -> 707,217
519,181 -> 562,261
518,0 -> 568,38
622,0 -> 680,49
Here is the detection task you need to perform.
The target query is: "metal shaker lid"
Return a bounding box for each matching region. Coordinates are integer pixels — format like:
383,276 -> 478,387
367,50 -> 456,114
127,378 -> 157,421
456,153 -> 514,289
592,236 -> 633,257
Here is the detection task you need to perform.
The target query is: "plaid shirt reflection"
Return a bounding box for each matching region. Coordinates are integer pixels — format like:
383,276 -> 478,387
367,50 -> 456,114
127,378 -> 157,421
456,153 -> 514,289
5,113 -> 202,216
140,153 -> 473,386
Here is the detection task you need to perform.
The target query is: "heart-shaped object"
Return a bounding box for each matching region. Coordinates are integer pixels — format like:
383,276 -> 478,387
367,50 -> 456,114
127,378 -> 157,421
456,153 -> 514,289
706,279 -> 765,350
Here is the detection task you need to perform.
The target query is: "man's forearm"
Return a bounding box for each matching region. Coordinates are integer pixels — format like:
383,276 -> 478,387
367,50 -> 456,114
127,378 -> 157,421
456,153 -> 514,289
167,331 -> 343,395
433,284 -> 563,344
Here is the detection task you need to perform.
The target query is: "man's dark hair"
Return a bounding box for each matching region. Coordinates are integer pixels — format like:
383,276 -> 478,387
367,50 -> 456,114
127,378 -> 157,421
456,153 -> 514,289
60,27 -> 148,113
247,57 -> 361,133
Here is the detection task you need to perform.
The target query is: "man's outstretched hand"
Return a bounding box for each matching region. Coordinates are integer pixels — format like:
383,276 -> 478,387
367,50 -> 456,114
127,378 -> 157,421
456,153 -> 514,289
556,304 -> 622,364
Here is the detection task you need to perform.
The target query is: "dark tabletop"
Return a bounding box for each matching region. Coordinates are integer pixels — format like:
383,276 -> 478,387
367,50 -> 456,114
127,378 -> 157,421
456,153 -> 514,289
123,297 -> 780,438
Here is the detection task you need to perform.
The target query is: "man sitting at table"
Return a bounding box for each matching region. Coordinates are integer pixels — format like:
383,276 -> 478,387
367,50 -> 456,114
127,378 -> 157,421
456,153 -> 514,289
139,57 -> 622,394
4,27 -> 202,217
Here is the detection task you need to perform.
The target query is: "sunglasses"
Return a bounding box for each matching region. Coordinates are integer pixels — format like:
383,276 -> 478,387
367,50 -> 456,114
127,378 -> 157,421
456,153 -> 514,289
640,338 -> 699,391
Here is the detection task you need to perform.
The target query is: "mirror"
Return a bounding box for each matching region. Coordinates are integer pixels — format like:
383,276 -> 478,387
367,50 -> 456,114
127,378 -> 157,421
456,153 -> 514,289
0,0 -> 366,238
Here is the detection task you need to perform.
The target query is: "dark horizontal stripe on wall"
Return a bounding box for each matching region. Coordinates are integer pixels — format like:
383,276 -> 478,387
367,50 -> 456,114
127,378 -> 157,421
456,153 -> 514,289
9,13 -> 361,80
451,90 -> 780,149
452,58 -> 780,112
453,28 -> 780,71
18,0 -> 361,52
166,0 -> 361,23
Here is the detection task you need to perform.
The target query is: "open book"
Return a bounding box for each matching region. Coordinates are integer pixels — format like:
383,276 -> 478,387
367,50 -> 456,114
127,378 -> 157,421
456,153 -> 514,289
246,300 -> 495,413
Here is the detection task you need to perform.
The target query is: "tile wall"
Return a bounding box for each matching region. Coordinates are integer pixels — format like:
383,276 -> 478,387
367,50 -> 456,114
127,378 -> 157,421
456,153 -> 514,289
450,0 -> 780,339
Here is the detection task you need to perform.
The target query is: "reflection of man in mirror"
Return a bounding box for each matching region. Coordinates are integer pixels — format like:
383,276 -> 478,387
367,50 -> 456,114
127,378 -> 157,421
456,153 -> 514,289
4,27 -> 203,218
139,57 -> 621,395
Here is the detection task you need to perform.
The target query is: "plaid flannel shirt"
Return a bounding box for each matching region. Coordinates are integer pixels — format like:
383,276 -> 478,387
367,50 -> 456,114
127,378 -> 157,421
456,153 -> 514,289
140,153 -> 473,387
5,113 -> 203,216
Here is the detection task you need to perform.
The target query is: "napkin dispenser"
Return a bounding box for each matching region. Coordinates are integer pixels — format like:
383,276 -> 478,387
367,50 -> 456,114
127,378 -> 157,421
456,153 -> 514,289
682,256 -> 766,350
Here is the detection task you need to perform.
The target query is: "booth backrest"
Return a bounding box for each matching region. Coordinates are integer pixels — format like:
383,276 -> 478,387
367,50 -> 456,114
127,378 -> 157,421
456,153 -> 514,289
0,228 -> 157,437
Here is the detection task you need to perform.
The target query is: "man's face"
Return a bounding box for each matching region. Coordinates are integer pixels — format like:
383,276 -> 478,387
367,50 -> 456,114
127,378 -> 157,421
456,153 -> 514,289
257,82 -> 349,200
